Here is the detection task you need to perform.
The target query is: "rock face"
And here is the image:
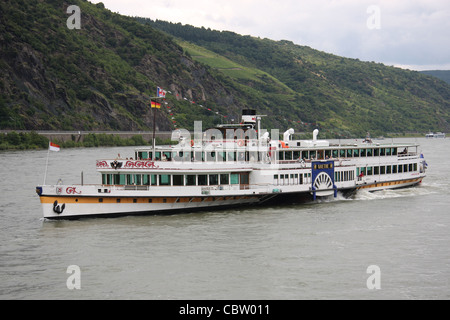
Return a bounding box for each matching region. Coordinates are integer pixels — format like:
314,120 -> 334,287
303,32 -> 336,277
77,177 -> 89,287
0,0 -> 244,131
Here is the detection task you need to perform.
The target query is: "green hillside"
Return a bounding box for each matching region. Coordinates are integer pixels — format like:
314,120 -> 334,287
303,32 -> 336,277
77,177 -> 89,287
0,0 -> 249,132
1,0 -> 449,138
145,20 -> 450,136
420,70 -> 450,85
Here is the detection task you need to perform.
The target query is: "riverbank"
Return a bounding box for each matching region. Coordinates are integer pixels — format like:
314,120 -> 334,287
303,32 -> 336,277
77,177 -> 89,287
0,131 -> 172,151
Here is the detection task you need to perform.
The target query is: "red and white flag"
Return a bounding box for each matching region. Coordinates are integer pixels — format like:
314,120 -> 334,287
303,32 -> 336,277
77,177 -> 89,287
157,87 -> 166,98
49,142 -> 61,152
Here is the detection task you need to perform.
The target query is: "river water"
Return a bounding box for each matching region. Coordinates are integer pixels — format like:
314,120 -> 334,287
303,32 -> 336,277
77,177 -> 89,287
0,138 -> 449,300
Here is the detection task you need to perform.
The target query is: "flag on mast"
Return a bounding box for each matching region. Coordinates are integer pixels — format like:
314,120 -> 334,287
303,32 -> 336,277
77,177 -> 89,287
151,101 -> 161,109
157,87 -> 166,98
49,142 -> 61,152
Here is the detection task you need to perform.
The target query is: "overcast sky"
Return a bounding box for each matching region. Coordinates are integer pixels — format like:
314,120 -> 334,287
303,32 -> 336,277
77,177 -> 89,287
91,0 -> 450,71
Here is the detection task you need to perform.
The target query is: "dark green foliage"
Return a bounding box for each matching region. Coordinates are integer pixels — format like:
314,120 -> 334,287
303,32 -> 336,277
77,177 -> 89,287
147,20 -> 450,135
420,71 -> 450,85
0,0 -> 449,140
0,131 -> 48,150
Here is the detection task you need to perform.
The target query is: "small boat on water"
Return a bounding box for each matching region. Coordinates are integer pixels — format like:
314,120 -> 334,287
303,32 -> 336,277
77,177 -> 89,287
426,132 -> 446,139
36,110 -> 428,220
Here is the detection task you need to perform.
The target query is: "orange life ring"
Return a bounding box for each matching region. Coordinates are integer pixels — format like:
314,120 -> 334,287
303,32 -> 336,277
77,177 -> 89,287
190,140 -> 194,147
237,140 -> 245,147
280,141 -> 289,149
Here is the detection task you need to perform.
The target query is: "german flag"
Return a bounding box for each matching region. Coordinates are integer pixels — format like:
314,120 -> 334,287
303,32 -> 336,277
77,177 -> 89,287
151,101 -> 161,109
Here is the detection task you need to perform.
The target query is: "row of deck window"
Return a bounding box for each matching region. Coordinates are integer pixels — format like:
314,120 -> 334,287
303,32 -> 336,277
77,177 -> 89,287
357,163 -> 417,176
278,148 -> 401,161
273,169 -> 355,186
136,147 -> 405,163
273,173 -> 311,186
102,173 -> 248,187
335,170 -> 355,182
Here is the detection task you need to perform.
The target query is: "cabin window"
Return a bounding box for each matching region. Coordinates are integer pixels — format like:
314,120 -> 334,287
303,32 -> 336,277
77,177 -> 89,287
386,148 -> 392,156
285,152 -> 293,161
134,174 -> 142,185
138,152 -> 149,160
409,164 -> 413,172
230,174 -> 240,185
278,151 -> 284,161
209,174 -> 219,186
274,174 -> 279,185
380,149 -> 386,156
398,165 -> 403,173
317,150 -> 324,160
374,148 -> 379,156
164,152 -> 172,161
374,166 -> 379,175
193,151 -> 202,162
381,166 -> 386,175
414,163 -> 417,171
198,175 -> 208,186
151,175 -> 157,186
346,149 -> 352,158
173,175 -> 184,186
392,148 -> 398,156
404,164 -> 408,172
154,152 -> 161,161
186,175 -> 196,186
360,149 -> 366,157
114,174 -> 125,185
293,151 -> 301,159
228,152 -> 236,162
143,175 -> 150,186
367,149 -> 373,157
159,175 -> 171,186
387,166 -> 392,174
302,151 -> 309,160
240,173 -> 249,185
353,149 -> 359,157
393,165 -> 397,174
332,150 -> 338,158
220,174 -> 229,185
218,152 -> 226,162
310,150 -> 317,159
207,152 -> 216,162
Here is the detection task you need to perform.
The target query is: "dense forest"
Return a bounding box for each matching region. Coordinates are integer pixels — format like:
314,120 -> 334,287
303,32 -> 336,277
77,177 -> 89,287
144,19 -> 450,136
420,71 -> 450,85
0,0 -> 449,140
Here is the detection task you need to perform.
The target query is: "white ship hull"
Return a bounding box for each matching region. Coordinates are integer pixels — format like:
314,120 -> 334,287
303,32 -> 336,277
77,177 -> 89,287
37,175 -> 424,220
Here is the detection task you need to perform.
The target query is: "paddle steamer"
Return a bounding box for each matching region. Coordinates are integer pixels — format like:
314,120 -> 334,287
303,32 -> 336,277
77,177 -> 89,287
36,110 -> 427,219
